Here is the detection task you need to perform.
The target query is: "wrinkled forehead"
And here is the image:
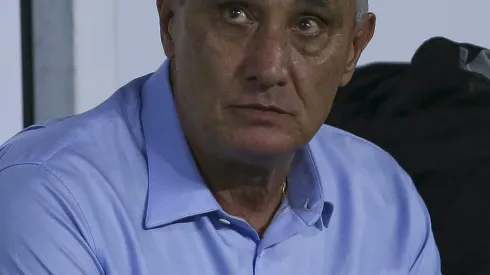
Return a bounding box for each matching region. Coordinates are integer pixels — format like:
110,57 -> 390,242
182,0 -> 356,18
292,0 -> 357,20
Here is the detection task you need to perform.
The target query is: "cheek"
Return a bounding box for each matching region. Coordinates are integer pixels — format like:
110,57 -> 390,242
190,25 -> 246,68
173,31 -> 244,127
296,63 -> 343,106
292,61 -> 345,133
293,38 -> 347,108
182,27 -> 245,87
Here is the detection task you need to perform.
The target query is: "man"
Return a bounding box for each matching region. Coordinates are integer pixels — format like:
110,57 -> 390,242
0,0 -> 440,274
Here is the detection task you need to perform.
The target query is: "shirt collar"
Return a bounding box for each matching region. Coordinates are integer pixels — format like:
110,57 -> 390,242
141,60 -> 334,229
288,144 -> 335,229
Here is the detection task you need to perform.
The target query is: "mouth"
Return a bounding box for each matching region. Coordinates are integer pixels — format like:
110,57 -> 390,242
229,103 -> 290,115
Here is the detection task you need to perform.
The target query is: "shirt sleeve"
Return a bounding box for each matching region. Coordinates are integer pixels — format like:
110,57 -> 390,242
0,164 -> 103,275
409,233 -> 441,274
405,173 -> 442,275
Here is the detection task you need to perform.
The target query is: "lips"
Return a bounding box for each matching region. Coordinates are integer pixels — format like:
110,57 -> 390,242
229,103 -> 290,115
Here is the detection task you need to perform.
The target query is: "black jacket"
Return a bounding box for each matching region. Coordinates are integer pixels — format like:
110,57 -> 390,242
327,37 -> 490,275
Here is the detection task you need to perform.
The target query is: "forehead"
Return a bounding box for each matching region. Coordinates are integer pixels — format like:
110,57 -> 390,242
186,0 -> 355,15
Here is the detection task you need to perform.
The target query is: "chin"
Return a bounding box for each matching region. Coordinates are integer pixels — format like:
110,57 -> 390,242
224,127 -> 299,159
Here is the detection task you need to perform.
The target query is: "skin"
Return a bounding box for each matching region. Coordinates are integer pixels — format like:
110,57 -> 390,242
157,0 -> 375,235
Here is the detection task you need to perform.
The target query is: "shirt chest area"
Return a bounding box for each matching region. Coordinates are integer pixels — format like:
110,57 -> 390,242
97,213 -> 408,275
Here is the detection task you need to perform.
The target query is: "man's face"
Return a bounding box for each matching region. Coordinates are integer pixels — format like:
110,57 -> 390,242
159,0 -> 374,160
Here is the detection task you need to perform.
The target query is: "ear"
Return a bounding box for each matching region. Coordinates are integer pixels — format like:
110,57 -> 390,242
339,13 -> 376,87
157,0 -> 177,58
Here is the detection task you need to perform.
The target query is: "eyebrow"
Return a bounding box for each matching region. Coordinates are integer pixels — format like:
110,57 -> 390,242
293,0 -> 344,23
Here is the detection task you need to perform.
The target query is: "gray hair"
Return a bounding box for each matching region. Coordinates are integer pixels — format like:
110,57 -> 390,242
355,0 -> 369,25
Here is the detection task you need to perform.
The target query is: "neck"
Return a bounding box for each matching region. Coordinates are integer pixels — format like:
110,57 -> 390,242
191,146 -> 294,236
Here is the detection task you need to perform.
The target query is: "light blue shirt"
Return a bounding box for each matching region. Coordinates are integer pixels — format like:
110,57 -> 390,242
0,61 -> 440,274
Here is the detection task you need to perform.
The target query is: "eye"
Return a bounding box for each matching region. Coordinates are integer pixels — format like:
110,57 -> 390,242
222,5 -> 252,25
295,17 -> 324,36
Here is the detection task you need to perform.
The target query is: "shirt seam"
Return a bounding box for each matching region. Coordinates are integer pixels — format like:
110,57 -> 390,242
38,163 -> 101,266
0,163 -> 100,268
404,167 -> 432,272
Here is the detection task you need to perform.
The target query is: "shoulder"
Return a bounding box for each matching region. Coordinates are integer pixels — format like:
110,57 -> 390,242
310,125 -> 425,229
311,125 -> 436,265
0,75 -> 149,172
0,75 -> 149,223
0,75 -> 152,270
310,124 -> 405,184
311,124 -> 418,206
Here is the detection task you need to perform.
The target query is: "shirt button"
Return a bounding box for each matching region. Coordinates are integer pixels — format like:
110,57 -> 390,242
218,218 -> 231,225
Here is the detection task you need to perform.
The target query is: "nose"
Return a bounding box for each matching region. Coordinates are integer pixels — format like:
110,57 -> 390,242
243,32 -> 290,90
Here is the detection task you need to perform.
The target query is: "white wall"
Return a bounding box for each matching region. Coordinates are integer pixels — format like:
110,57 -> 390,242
0,0 -> 23,143
359,0 -> 490,65
116,0 -> 164,86
73,0 -> 164,114
73,0 -> 490,112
